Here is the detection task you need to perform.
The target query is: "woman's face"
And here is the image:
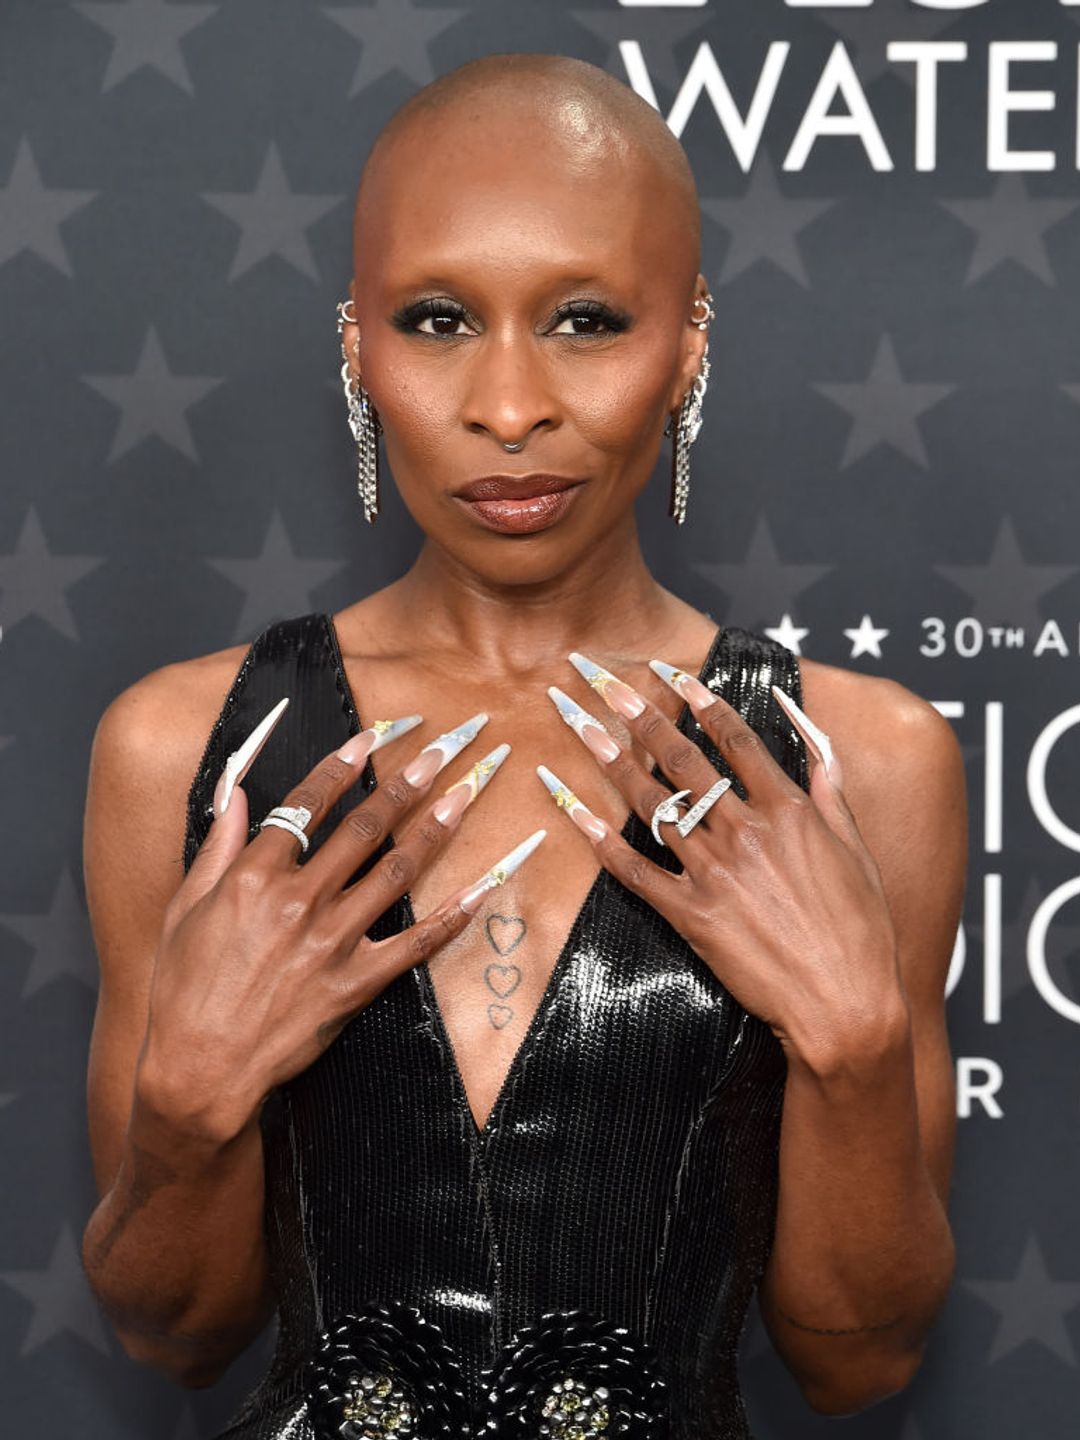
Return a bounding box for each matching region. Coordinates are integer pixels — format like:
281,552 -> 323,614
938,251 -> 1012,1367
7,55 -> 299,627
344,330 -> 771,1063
343,100 -> 707,587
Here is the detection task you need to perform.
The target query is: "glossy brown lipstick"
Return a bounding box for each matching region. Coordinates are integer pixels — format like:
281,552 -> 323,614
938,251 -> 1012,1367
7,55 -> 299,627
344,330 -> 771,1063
454,473 -> 584,535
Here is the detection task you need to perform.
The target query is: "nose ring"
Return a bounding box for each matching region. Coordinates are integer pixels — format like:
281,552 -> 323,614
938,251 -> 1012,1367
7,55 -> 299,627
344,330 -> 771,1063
503,440 -> 526,453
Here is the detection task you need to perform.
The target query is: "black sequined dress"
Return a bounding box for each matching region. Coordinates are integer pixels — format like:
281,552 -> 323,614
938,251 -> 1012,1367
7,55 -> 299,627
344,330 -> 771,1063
183,613 -> 808,1440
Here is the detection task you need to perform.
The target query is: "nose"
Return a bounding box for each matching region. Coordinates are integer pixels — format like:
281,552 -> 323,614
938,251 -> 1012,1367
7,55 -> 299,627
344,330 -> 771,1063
460,329 -> 559,450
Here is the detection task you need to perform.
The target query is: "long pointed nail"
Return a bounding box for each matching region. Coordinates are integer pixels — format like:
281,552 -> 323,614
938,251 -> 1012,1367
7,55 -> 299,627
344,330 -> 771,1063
402,712 -> 489,788
336,714 -> 423,766
567,652 -> 645,719
771,685 -> 840,784
214,696 -> 289,817
433,742 -> 511,826
458,829 -> 546,913
649,659 -> 715,714
536,765 -> 609,842
547,687 -> 621,762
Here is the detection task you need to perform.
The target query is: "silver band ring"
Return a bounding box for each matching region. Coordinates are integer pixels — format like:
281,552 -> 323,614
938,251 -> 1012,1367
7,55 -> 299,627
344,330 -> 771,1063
675,777 -> 732,837
260,803 -> 313,853
650,789 -> 692,846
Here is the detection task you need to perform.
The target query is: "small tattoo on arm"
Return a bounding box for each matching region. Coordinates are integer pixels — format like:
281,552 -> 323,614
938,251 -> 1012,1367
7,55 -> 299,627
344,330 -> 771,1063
483,915 -> 525,1028
780,1309 -> 904,1338
88,1145 -> 179,1268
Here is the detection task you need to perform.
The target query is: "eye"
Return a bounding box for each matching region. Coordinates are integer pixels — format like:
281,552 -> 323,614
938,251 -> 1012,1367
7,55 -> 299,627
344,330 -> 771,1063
549,301 -> 630,338
392,298 -> 474,338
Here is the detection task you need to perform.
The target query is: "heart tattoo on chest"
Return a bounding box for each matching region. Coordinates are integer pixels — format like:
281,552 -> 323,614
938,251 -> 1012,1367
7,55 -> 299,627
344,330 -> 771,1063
484,963 -> 522,998
485,914 -> 526,956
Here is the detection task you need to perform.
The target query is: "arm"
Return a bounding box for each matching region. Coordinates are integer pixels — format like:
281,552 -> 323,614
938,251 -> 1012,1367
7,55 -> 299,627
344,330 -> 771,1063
82,665 -> 495,1387
756,680 -> 964,1413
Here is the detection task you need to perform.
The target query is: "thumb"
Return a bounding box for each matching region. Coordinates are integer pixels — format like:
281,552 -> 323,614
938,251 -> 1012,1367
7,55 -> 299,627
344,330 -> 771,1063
171,777 -> 251,923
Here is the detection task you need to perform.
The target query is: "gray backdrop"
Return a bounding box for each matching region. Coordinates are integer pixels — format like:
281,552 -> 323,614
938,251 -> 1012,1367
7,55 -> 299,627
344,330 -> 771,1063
3,0 -> 1080,1435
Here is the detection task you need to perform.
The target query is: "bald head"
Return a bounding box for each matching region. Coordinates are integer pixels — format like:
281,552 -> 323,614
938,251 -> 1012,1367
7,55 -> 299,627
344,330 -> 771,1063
353,53 -> 700,276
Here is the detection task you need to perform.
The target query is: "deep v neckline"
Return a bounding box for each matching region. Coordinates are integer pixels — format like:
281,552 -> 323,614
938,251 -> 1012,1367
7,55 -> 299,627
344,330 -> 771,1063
324,615 -> 725,1141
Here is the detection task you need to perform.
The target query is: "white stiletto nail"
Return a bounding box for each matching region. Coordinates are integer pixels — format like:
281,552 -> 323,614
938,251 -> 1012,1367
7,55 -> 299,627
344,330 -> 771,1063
403,712 -> 489,788
433,743 -> 510,825
771,685 -> 839,783
547,687 -> 621,762
214,696 -> 289,817
567,652 -> 645,719
458,829 -> 546,913
336,714 -> 423,765
536,765 -> 609,842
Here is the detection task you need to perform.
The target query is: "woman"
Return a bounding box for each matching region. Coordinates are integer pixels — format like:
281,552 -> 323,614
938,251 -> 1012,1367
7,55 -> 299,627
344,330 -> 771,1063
81,53 -> 965,1440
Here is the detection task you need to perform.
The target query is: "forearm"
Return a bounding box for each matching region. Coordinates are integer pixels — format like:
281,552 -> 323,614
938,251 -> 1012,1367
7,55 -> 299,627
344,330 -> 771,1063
760,1010 -> 954,1414
82,1084 -> 272,1387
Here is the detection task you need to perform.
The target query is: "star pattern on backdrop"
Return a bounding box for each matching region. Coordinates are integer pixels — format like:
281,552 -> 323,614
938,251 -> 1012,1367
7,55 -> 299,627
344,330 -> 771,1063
3,869 -> 97,998
323,0 -> 466,96
0,1226 -> 110,1358
814,333 -> 954,470
72,0 -> 218,95
764,615 -> 810,657
940,176 -> 1080,288
701,156 -> 834,289
813,0 -> 957,87
0,508 -> 103,641
936,517 -> 1077,636
965,1235 -> 1080,1367
0,138 -> 97,276
208,510 -> 352,642
844,614 -> 889,660
82,325 -> 223,463
202,144 -> 344,284
696,515 -> 830,631
570,8 -> 710,95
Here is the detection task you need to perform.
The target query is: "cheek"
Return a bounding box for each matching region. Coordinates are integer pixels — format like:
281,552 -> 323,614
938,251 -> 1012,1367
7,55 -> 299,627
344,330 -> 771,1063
364,350 -> 457,461
568,351 -> 674,455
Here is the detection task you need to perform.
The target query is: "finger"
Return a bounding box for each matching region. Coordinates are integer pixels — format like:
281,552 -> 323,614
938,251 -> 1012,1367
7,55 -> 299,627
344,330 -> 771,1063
536,766 -> 682,913
247,711 -> 424,864
646,657 -> 794,803
550,683 -> 724,837
770,684 -> 843,790
305,713 -> 491,891
333,743 -> 510,928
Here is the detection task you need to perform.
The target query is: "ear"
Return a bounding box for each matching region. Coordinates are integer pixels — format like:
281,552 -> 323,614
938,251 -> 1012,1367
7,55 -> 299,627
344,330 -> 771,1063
665,272 -> 712,416
340,277 -> 362,387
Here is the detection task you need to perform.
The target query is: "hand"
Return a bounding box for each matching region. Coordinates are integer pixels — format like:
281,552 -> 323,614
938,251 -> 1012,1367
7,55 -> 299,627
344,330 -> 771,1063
538,655 -> 904,1067
139,704 -> 541,1140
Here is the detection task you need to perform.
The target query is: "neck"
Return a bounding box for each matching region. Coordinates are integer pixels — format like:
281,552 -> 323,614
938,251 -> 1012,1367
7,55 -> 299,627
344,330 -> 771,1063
389,512 -> 684,677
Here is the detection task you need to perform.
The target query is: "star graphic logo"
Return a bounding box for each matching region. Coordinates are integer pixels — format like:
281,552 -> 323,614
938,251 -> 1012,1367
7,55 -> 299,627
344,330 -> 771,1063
941,175 -> 1079,288
207,510 -> 352,642
702,155 -> 834,289
82,326 -> 223,463
323,0 -> 466,96
202,143 -> 343,284
815,334 -> 954,471
0,1226 -> 110,1357
3,869 -> 98,997
695,515 -> 830,632
765,615 -> 810,656
0,138 -> 97,276
0,508 -> 103,641
844,615 -> 889,659
72,0 -> 218,95
936,517 -> 1077,635
965,1235 -> 1080,1367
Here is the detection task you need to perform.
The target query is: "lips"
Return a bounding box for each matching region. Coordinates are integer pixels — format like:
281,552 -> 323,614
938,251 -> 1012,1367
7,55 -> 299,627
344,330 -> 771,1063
455,474 -> 581,502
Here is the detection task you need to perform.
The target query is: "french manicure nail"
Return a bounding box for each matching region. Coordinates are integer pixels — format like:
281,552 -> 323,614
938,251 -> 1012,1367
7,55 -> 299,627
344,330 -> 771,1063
649,659 -> 715,713
771,685 -> 840,783
214,696 -> 290,817
536,764 -> 609,842
547,687 -> 621,762
402,712 -> 489,788
432,743 -> 511,825
336,714 -> 423,766
458,829 -> 547,913
567,652 -> 645,719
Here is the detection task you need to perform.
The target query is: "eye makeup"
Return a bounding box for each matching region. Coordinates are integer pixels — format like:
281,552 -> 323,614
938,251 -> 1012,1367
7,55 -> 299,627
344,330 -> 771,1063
390,295 -> 632,338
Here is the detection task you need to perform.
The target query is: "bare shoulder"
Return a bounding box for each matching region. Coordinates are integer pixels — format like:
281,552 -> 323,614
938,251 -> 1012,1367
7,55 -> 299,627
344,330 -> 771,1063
86,641 -> 251,915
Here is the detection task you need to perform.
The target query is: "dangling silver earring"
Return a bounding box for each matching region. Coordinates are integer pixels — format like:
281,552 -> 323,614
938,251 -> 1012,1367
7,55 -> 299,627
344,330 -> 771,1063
335,298 -> 380,525
668,291 -> 714,526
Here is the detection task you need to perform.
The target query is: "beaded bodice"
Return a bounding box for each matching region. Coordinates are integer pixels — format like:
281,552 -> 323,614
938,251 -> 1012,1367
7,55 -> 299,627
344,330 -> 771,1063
182,613 -> 808,1440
